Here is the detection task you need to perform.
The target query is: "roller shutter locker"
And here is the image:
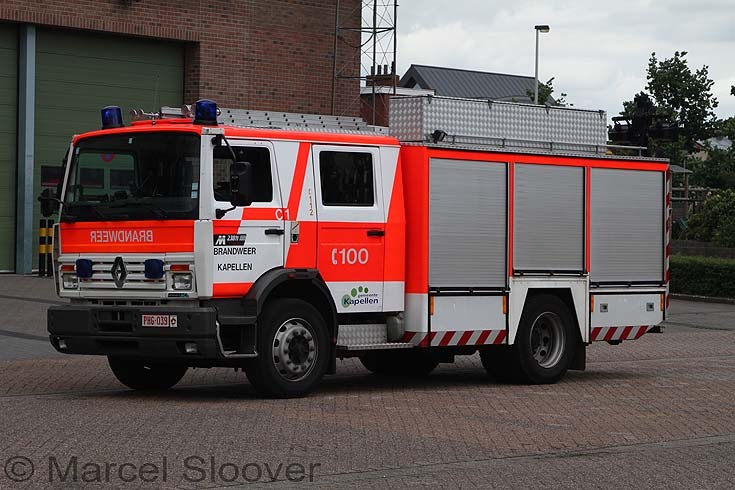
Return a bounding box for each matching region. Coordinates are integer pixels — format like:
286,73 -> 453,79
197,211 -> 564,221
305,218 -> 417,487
591,168 -> 664,283
513,164 -> 584,272
430,158 -> 507,288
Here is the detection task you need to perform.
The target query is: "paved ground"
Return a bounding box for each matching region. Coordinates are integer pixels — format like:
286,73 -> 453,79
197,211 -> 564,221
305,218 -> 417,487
0,275 -> 734,489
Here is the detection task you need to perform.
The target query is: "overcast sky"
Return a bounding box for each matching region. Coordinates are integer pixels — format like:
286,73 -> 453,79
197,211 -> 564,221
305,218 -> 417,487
396,0 -> 735,120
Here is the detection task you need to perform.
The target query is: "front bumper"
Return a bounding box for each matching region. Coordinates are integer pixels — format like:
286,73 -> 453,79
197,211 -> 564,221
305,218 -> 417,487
48,304 -> 222,360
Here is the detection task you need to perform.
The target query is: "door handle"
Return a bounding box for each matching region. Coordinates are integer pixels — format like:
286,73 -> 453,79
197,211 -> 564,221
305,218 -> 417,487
367,229 -> 385,237
265,228 -> 285,236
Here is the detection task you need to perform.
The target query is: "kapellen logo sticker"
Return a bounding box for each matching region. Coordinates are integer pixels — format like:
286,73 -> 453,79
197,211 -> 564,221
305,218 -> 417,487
341,286 -> 379,308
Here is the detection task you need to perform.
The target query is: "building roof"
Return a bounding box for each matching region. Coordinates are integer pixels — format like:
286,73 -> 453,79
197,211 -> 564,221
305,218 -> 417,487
400,64 -> 549,103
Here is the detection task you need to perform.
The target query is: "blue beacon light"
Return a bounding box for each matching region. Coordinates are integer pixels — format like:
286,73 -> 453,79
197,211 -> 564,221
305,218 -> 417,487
75,259 -> 94,279
193,99 -> 219,125
144,259 -> 165,279
101,106 -> 124,129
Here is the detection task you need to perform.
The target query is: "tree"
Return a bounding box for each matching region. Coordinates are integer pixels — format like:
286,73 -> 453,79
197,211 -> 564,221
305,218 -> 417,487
689,147 -> 735,189
645,51 -> 719,150
687,189 -> 735,246
526,77 -> 569,106
617,51 -> 719,162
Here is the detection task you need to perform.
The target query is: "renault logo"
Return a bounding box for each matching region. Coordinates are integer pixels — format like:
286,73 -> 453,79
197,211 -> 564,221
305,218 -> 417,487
111,257 -> 127,288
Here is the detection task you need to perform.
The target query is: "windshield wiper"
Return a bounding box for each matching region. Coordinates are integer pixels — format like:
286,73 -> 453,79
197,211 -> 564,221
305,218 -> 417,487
61,204 -> 104,222
108,200 -> 168,219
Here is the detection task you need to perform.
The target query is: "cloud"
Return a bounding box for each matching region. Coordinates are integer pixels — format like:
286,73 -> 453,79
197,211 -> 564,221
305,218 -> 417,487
396,0 -> 735,120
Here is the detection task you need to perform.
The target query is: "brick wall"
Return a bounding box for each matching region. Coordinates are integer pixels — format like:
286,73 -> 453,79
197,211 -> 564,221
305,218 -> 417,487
0,0 -> 361,115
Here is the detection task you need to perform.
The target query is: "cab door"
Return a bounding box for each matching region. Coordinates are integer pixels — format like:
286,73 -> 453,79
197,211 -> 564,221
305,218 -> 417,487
313,145 -> 385,313
210,140 -> 284,297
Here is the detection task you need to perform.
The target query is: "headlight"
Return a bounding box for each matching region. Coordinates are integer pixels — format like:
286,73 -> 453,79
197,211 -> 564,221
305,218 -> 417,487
62,274 -> 78,289
172,273 -> 193,290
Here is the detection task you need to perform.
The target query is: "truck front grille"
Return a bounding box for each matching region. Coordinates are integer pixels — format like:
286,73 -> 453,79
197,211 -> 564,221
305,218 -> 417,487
79,259 -> 166,291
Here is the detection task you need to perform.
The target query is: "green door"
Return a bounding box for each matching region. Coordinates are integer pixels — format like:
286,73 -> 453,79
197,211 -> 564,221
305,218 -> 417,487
34,29 -> 184,265
0,25 -> 17,272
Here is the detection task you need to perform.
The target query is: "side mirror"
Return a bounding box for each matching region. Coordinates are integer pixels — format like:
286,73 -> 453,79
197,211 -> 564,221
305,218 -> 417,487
230,161 -> 254,207
39,188 -> 59,218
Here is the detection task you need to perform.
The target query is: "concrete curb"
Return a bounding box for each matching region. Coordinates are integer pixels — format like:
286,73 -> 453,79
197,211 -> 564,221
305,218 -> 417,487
670,293 -> 735,305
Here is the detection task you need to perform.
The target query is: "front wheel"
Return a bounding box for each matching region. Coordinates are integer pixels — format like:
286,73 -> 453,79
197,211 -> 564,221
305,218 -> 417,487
108,357 -> 188,391
244,299 -> 330,398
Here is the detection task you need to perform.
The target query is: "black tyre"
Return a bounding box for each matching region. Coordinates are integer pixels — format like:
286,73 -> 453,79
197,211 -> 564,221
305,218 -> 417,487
359,349 -> 439,376
479,346 -> 518,382
510,294 -> 575,384
244,298 -> 330,398
108,357 -> 187,391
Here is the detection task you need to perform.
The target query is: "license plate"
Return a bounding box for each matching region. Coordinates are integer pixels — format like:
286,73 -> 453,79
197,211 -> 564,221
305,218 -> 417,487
141,314 -> 178,328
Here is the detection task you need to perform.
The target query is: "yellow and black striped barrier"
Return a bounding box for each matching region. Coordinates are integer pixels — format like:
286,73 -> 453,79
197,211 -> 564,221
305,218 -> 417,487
38,219 -> 54,277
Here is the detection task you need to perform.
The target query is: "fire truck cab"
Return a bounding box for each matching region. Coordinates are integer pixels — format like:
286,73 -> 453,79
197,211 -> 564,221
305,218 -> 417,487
47,98 -> 670,398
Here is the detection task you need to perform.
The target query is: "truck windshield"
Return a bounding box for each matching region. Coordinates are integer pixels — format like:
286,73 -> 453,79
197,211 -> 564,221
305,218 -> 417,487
62,132 -> 200,222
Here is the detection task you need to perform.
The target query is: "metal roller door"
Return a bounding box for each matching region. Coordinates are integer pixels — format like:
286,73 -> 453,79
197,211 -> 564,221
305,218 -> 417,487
591,168 -> 664,283
430,158 -> 507,288
33,29 -> 184,265
0,25 -> 17,272
513,164 -> 584,272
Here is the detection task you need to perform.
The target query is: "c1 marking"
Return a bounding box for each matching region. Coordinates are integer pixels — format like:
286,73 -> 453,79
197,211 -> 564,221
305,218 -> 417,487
275,208 -> 291,221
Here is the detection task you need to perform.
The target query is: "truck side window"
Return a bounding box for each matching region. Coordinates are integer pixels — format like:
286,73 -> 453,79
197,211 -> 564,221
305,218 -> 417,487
319,151 -> 374,206
213,146 -> 273,202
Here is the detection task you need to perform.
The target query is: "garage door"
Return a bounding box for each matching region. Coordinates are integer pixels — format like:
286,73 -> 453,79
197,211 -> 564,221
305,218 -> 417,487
33,29 -> 184,265
0,25 -> 17,272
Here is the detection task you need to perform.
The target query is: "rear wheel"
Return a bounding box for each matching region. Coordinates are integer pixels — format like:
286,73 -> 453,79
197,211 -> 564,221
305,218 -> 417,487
244,298 -> 330,398
359,349 -> 439,376
514,294 -> 574,384
108,357 -> 188,391
479,346 -> 516,382
481,294 -> 574,384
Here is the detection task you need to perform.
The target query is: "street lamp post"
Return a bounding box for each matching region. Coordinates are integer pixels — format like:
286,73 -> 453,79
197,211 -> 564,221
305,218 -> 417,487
534,24 -> 550,105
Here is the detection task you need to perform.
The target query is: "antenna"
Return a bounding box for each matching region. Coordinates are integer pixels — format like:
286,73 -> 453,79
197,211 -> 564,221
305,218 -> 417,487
332,0 -> 398,122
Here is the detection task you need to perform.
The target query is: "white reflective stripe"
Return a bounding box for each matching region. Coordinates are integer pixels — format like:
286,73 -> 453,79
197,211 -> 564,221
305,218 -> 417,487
486,330 -> 501,344
468,330 -> 483,345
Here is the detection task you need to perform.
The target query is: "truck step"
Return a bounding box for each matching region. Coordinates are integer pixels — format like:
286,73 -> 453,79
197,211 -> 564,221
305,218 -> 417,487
337,324 -> 388,346
337,342 -> 415,351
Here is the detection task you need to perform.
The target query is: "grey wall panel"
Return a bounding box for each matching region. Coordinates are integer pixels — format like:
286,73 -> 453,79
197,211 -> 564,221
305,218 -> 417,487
429,158 -> 507,287
591,169 -> 664,282
513,164 -> 584,271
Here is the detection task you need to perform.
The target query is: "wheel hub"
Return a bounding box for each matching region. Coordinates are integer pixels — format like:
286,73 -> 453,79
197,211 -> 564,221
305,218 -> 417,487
530,312 -> 565,369
272,319 -> 317,382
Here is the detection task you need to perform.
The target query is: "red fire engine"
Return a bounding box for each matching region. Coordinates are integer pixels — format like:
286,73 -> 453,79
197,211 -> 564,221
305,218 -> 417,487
46,97 -> 670,397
